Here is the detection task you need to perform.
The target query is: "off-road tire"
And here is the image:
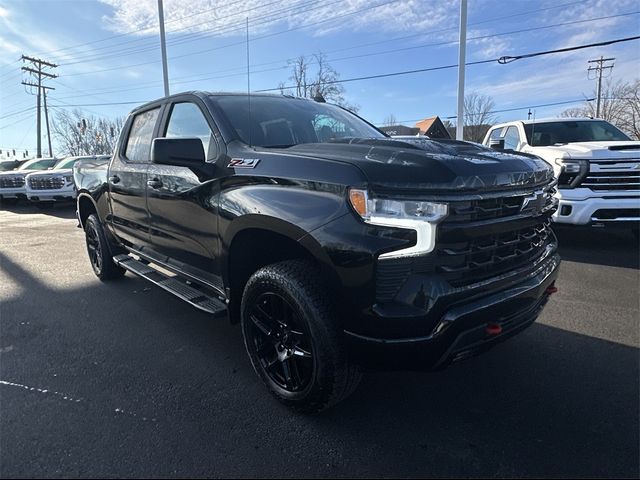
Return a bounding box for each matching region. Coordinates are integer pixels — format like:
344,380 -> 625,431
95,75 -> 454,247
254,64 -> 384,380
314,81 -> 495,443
84,214 -> 126,281
241,260 -> 361,413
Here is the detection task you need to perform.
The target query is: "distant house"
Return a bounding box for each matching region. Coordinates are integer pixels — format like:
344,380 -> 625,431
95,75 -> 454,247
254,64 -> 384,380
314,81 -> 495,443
379,125 -> 420,136
414,116 -> 451,139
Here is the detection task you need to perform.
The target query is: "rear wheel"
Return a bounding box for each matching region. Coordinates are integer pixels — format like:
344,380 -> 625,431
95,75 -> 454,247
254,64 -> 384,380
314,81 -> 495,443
84,214 -> 125,281
241,260 -> 361,413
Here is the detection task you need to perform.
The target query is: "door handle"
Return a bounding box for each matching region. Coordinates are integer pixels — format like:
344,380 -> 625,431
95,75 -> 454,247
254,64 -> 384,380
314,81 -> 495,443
109,175 -> 120,184
147,178 -> 163,189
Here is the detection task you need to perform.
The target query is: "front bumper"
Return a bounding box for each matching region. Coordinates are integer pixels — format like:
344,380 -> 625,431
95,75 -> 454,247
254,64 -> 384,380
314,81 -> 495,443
26,188 -> 76,202
553,188 -> 640,226
0,188 -> 27,199
345,253 -> 560,370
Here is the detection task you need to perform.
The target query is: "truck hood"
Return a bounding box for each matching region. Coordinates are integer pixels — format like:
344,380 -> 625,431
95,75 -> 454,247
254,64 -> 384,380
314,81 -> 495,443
26,168 -> 73,178
283,138 -> 554,193
527,140 -> 640,161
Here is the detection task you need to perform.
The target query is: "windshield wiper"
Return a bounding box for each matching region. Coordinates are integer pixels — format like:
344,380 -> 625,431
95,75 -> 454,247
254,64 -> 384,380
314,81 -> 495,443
262,144 -> 296,149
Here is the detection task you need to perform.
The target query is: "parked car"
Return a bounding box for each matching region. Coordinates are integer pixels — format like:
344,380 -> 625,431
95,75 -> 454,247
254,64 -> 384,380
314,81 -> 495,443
25,155 -> 110,207
483,118 -> 639,235
0,159 -> 28,172
74,92 -> 560,412
0,157 -> 58,205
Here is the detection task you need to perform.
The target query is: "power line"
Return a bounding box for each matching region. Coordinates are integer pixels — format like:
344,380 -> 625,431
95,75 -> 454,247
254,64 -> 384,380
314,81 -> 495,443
498,35 -> 640,64
33,0 -> 253,57
259,35 -> 640,92
60,0 -> 338,66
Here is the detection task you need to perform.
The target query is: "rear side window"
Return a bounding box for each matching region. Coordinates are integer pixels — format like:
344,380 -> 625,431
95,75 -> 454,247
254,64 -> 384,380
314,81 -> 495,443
488,127 -> 503,142
125,108 -> 160,162
164,102 -> 215,160
503,126 -> 520,150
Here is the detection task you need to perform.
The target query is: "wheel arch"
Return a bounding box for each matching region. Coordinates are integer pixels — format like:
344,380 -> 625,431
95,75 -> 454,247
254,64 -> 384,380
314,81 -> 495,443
77,192 -> 98,229
223,217 -> 339,323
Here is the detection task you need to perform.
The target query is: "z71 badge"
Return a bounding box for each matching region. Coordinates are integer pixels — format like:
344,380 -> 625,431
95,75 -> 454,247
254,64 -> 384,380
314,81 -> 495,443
228,158 -> 260,168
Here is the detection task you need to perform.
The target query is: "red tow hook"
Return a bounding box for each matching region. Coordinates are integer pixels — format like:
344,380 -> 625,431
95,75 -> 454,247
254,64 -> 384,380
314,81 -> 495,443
545,285 -> 558,295
486,323 -> 502,336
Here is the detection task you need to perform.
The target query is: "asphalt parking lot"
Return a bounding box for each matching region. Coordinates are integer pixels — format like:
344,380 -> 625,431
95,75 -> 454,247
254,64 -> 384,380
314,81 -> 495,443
0,203 -> 638,478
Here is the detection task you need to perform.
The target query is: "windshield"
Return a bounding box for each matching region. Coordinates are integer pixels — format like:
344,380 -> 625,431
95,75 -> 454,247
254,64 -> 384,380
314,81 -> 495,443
18,158 -> 57,171
54,157 -> 81,170
524,120 -> 630,146
212,95 -> 384,148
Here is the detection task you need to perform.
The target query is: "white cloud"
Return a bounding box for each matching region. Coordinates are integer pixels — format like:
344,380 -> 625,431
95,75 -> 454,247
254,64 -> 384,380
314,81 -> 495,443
0,5 -> 9,18
97,0 -> 458,38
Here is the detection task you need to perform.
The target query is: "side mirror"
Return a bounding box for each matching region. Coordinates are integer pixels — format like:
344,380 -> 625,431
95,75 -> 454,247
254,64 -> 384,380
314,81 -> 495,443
489,138 -> 505,150
151,138 -> 205,167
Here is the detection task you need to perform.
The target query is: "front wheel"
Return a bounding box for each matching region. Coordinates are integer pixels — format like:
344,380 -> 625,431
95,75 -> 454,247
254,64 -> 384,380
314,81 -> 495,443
84,214 -> 125,281
241,260 -> 361,413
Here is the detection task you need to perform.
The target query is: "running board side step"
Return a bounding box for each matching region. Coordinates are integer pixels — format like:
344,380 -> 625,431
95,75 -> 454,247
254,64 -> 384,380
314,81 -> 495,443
113,254 -> 227,318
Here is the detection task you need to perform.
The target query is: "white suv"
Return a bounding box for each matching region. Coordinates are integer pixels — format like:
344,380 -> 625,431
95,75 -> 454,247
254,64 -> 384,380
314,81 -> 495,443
25,155 -> 110,206
483,118 -> 639,233
0,157 -> 58,204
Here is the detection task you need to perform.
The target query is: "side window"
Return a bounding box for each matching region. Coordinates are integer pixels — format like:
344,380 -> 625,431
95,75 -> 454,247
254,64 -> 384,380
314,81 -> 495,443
164,103 -> 216,161
125,108 -> 160,162
503,126 -> 520,150
488,127 -> 503,143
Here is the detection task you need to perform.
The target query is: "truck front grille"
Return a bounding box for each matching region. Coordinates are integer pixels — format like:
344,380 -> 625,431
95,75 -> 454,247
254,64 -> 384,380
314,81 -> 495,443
0,176 -> 24,188
435,221 -> 553,287
28,176 -> 65,190
375,187 -> 557,301
581,170 -> 640,190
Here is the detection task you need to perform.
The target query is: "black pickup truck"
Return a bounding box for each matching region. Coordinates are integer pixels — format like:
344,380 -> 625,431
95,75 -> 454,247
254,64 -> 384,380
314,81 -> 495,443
74,91 -> 560,412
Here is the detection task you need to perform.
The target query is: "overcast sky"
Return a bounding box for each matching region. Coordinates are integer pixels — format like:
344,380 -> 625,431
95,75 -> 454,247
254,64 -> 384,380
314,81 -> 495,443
0,0 -> 638,156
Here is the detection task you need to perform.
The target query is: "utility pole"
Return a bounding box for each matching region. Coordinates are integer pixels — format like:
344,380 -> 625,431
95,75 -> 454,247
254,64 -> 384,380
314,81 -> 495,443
43,89 -> 53,157
21,55 -> 57,158
587,56 -> 615,118
157,0 -> 170,97
455,0 -> 468,141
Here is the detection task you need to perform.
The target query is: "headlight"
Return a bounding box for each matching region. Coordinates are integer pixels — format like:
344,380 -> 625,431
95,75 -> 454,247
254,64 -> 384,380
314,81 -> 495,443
64,175 -> 74,183
349,188 -> 448,258
554,158 -> 589,188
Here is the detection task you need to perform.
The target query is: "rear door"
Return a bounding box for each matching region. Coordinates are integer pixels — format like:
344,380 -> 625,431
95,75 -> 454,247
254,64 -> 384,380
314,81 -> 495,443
108,106 -> 162,249
145,98 -> 224,283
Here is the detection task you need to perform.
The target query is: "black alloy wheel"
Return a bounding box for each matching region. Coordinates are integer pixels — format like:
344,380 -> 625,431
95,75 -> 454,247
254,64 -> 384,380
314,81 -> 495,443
85,220 -> 103,274
247,292 -> 314,393
241,260 -> 362,413
84,214 -> 125,280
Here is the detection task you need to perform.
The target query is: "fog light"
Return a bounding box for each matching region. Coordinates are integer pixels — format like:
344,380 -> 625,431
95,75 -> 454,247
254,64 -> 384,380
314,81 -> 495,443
560,205 -> 572,216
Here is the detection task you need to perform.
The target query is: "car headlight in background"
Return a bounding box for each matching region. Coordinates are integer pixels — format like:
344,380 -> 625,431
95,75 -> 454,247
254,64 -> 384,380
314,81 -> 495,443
554,158 -> 589,188
349,188 -> 448,258
64,175 -> 74,184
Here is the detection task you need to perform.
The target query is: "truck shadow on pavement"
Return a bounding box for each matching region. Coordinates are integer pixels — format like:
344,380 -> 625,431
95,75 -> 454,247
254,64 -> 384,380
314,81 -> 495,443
553,225 -> 639,269
0,201 -> 77,220
0,251 -> 638,478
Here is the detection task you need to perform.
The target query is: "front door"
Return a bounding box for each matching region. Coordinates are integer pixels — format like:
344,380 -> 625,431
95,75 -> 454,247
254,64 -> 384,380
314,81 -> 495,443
146,100 -> 223,284
108,106 -> 161,249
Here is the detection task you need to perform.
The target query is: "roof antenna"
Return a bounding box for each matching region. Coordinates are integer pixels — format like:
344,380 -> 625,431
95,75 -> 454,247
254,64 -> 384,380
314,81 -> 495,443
246,17 -> 252,148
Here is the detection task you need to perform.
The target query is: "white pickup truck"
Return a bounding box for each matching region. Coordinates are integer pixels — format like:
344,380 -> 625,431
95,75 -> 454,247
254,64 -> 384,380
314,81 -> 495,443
483,118 -> 639,235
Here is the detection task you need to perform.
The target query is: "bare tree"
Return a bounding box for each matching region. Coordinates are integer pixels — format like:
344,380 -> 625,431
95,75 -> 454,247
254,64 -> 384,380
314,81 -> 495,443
463,92 -> 497,143
281,53 -> 359,112
383,114 -> 397,126
53,109 -> 124,156
561,78 -> 639,139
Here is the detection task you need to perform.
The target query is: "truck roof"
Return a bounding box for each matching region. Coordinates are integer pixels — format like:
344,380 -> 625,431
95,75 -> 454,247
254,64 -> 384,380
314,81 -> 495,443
130,91 -> 313,114
493,117 -> 599,128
